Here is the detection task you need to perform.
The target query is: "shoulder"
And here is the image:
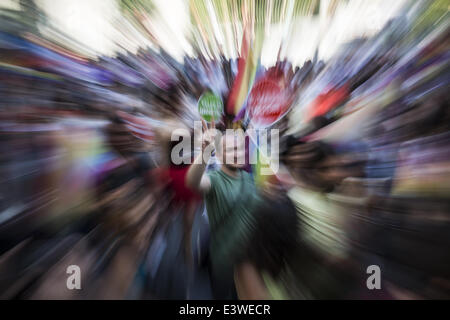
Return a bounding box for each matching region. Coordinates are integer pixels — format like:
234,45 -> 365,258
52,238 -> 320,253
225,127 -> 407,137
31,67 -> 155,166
241,170 -> 256,186
204,169 -> 222,196
241,170 -> 253,179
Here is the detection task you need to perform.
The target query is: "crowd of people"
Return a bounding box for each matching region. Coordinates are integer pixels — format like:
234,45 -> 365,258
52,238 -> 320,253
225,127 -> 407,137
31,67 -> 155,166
0,0 -> 449,299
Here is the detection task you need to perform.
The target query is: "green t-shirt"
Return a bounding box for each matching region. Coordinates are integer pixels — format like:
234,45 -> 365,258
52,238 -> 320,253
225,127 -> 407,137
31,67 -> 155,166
205,169 -> 260,271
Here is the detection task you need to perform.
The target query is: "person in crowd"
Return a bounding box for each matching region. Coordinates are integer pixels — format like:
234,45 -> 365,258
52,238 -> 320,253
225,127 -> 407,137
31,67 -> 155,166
154,115 -> 201,269
186,120 -> 270,299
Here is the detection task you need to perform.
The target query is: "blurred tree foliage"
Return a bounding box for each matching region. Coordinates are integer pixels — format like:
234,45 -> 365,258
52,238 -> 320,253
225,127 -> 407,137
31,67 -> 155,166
191,0 -> 320,25
119,0 -> 156,16
188,0 -> 322,57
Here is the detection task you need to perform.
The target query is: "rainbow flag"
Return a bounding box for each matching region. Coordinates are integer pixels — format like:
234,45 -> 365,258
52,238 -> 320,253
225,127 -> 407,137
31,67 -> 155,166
227,22 -> 264,119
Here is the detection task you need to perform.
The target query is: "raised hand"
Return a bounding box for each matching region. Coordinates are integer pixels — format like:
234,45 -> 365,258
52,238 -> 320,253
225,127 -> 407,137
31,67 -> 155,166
201,118 -> 216,152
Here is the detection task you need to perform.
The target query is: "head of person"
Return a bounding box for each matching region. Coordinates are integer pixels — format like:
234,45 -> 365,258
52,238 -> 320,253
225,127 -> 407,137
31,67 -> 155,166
282,139 -> 366,192
216,130 -> 246,170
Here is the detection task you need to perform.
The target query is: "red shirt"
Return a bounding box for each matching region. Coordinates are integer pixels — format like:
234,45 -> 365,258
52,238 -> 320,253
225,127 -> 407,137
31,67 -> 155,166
166,165 -> 201,204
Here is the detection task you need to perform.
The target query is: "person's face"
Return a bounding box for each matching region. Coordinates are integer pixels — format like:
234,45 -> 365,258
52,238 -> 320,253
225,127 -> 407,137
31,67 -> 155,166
219,133 -> 246,169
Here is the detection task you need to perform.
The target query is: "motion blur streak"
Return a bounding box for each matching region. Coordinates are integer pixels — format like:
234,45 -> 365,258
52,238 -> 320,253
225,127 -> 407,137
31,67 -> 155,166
0,0 -> 449,299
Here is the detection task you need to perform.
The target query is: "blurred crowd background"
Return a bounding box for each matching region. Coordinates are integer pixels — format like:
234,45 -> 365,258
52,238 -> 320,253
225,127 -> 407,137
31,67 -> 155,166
0,0 -> 449,299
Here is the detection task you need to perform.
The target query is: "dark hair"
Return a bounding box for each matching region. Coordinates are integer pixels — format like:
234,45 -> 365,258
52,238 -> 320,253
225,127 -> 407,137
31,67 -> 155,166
282,140 -> 337,192
105,118 -> 138,158
152,82 -> 183,115
244,194 -> 299,278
